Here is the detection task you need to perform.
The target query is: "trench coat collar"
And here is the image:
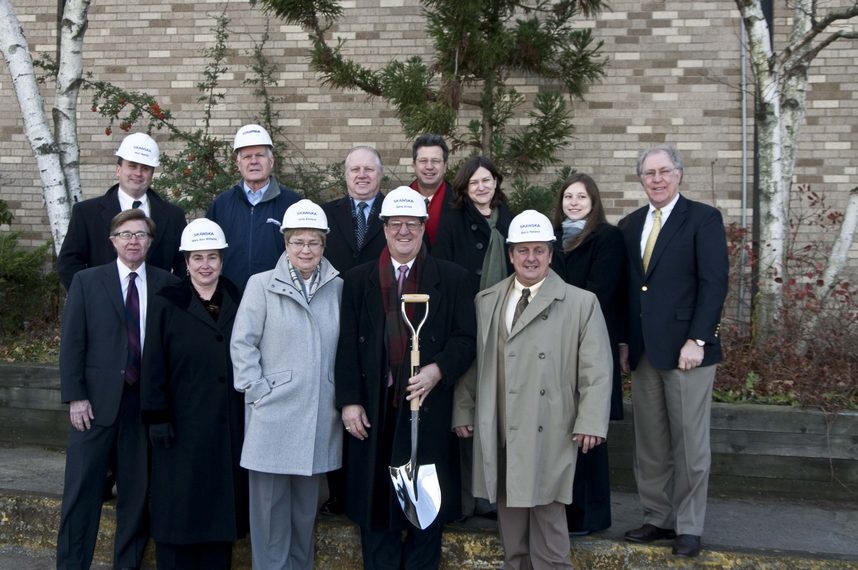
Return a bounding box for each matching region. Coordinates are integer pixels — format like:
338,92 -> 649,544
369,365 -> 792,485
478,270 -> 566,344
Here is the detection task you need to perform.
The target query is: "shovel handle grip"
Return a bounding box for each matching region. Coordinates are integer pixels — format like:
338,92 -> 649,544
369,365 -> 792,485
411,349 -> 420,411
401,293 -> 430,303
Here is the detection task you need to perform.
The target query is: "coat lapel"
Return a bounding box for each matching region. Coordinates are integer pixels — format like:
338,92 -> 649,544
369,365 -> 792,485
364,264 -> 384,332
100,263 -> 126,320
646,195 -> 688,277
362,195 -> 385,249
332,197 -> 359,252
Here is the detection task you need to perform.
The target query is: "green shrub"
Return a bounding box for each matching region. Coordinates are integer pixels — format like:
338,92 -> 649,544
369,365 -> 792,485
0,232 -> 58,337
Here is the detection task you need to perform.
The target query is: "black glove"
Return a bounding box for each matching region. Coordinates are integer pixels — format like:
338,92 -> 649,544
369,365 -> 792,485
149,423 -> 175,448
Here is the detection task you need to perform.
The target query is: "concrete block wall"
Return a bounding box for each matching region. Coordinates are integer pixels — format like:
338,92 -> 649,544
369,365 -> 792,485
0,0 -> 855,269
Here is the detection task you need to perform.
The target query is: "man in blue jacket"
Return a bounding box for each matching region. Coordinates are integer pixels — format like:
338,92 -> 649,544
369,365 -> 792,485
207,124 -> 300,290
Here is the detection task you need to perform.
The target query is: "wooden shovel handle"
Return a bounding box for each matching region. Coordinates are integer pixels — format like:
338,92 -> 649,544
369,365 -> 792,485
401,293 -> 430,303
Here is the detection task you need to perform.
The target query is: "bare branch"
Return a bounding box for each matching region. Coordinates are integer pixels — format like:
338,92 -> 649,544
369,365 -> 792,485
782,3 -> 858,69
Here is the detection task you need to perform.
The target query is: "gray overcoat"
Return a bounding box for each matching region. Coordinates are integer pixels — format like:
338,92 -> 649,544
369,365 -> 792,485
231,254 -> 343,475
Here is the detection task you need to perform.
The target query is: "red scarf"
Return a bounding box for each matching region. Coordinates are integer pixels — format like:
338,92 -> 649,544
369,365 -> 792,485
410,179 -> 447,246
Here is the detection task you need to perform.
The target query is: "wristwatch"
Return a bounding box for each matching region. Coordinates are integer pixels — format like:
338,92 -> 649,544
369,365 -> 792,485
694,339 -> 705,347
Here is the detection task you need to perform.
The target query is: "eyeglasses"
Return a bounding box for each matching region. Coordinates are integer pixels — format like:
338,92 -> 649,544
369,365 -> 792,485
111,231 -> 151,241
287,240 -> 323,252
386,220 -> 423,232
642,168 -> 675,180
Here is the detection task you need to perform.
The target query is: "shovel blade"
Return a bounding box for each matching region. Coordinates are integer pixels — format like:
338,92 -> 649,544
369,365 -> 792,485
389,461 -> 441,529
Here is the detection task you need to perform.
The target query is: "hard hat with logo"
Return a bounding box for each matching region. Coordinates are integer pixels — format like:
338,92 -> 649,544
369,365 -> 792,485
281,199 -> 330,234
506,210 -> 556,243
179,218 -> 229,251
115,133 -> 160,167
379,186 -> 428,220
233,124 -> 274,151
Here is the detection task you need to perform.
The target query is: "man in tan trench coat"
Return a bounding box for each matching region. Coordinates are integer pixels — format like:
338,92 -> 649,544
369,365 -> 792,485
453,210 -> 613,569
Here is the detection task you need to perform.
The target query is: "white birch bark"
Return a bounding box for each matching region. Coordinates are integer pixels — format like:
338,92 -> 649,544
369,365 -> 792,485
0,0 -> 69,255
736,0 -> 786,337
736,0 -> 858,343
55,0 -> 91,204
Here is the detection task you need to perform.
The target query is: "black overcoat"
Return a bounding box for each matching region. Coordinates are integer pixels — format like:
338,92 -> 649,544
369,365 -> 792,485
140,278 -> 249,544
335,254 -> 476,530
433,201 -> 514,296
555,223 -> 627,420
56,185 -> 186,290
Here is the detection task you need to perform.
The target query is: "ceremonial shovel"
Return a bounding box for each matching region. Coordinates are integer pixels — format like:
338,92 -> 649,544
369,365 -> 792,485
389,293 -> 442,529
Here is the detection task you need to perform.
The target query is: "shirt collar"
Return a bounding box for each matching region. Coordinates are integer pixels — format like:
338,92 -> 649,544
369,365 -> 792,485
648,192 -> 681,216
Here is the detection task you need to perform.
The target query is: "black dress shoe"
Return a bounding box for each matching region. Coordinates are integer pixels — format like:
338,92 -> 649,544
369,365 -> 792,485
672,534 -> 701,557
319,496 -> 344,515
568,529 -> 591,537
624,524 -> 677,543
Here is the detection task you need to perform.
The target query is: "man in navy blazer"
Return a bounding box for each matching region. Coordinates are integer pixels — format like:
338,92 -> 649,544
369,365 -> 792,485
56,132 -> 186,290
322,146 -> 387,273
56,209 -> 178,570
618,145 -> 728,558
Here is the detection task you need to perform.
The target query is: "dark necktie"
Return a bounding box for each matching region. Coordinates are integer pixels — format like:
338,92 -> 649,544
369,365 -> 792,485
132,200 -> 142,209
396,264 -> 408,296
124,272 -> 141,385
355,201 -> 368,249
512,288 -> 530,328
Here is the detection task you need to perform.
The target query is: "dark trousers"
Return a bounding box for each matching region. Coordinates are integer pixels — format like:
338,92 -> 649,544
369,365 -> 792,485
359,521 -> 443,570
56,383 -> 149,570
565,442 -> 612,533
155,541 -> 232,570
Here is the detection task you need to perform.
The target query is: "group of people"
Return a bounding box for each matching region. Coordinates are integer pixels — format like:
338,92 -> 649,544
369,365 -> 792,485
54,126 -> 728,570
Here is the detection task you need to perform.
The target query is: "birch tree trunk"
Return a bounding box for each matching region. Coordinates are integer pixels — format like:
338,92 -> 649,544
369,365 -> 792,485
0,0 -> 90,254
55,0 -> 91,205
0,0 -> 69,254
735,0 -> 858,343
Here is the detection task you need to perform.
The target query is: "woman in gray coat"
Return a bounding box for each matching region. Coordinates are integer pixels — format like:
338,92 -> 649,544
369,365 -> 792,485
231,199 -> 343,570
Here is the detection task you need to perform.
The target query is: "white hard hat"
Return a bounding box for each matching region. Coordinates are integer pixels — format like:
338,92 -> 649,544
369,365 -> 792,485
233,124 -> 273,151
115,133 -> 160,167
179,218 -> 229,251
379,186 -> 428,220
506,210 -> 556,243
281,199 -> 329,234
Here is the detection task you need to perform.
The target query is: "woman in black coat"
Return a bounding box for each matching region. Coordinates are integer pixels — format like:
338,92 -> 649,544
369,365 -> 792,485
433,156 -> 513,520
141,219 -> 249,569
552,172 -> 627,535
433,156 -> 514,297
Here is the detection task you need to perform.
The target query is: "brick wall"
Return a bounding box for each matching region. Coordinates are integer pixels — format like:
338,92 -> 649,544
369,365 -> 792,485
1,0 -> 855,277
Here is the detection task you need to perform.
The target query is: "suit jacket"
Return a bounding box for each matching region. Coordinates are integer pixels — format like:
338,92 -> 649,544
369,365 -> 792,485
335,253 -> 476,528
56,185 -> 186,290
59,262 -> 178,426
322,194 -> 386,273
618,194 -> 728,371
